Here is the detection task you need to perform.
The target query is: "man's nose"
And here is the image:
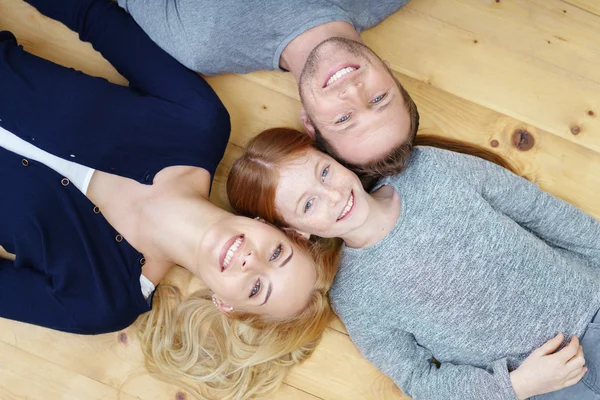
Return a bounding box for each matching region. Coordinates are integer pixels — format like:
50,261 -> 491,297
339,81 -> 364,101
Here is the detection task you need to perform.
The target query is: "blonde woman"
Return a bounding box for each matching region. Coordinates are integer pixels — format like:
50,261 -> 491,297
0,1 -> 338,398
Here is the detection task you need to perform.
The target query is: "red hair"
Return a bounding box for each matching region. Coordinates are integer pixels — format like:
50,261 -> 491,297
227,127 -> 517,224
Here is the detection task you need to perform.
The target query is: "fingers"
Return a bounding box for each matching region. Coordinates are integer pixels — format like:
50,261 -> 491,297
556,336 -> 580,362
533,333 -> 564,356
563,366 -> 588,388
566,345 -> 586,370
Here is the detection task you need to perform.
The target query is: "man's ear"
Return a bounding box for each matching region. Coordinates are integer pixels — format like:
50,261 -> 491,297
300,109 -> 316,139
283,227 -> 311,241
212,295 -> 234,315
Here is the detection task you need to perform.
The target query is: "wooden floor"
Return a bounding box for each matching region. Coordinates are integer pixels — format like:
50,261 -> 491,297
1,0 -> 599,399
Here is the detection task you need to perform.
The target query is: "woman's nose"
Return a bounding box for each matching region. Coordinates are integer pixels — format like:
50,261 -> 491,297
240,250 -> 263,272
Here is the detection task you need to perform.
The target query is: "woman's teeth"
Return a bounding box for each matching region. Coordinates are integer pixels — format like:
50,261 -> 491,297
222,237 -> 243,269
337,192 -> 354,221
326,67 -> 357,87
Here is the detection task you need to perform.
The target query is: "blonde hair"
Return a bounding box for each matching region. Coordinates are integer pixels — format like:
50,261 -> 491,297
137,235 -> 341,399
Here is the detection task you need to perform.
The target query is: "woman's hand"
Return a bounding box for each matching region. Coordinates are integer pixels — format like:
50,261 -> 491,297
0,245 -> 16,261
510,333 -> 587,400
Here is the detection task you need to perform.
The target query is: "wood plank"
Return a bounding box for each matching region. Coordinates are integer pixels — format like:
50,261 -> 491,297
0,317 -> 327,400
563,0 -> 600,16
404,0 -> 600,86
0,341 -> 139,400
287,328 -> 409,400
361,0 -> 600,152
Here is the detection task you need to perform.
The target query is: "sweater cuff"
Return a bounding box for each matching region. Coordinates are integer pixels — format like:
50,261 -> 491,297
492,358 -> 519,400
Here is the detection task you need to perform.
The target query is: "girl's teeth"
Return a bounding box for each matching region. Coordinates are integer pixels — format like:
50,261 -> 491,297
338,193 -> 354,220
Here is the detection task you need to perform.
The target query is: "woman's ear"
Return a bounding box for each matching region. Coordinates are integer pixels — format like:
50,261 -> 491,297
283,227 -> 311,241
212,295 -> 234,315
300,109 -> 316,138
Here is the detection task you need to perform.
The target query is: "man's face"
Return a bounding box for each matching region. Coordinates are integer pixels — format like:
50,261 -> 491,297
298,38 -> 411,165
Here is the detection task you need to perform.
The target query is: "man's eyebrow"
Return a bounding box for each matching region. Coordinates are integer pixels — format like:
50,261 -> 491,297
260,282 -> 273,306
376,100 -> 392,114
340,122 -> 357,133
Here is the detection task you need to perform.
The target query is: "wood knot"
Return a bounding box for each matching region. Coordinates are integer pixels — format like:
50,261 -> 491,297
570,125 -> 581,135
473,39 -> 478,44
262,105 -> 267,110
118,332 -> 128,345
511,129 -> 534,151
490,140 -> 499,148
175,392 -> 186,400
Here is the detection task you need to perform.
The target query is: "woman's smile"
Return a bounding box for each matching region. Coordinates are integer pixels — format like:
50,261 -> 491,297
219,234 -> 244,272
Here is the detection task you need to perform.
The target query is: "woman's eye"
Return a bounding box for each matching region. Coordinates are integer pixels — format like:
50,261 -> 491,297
270,244 -> 282,261
321,166 -> 330,182
250,279 -> 261,298
336,114 -> 350,124
372,94 -> 387,104
304,199 -> 314,213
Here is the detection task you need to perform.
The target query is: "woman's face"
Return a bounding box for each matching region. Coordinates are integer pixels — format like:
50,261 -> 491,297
274,148 -> 370,239
197,216 -> 317,319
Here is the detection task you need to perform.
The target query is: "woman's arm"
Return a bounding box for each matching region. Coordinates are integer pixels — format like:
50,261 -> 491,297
23,0 -> 217,105
0,259 -> 137,334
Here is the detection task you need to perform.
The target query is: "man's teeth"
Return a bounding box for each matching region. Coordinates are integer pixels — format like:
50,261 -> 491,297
338,193 -> 354,220
326,67 -> 357,87
223,237 -> 243,268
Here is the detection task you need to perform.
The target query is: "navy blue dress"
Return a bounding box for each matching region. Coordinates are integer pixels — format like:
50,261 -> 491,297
0,0 -> 230,334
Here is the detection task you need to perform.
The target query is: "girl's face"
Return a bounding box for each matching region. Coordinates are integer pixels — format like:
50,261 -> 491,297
274,148 -> 370,239
197,216 -> 316,319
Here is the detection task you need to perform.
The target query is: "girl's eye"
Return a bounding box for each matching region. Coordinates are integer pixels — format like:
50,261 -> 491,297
270,244 -> 282,261
372,93 -> 387,104
321,166 -> 330,182
304,199 -> 314,213
250,279 -> 261,298
336,114 -> 350,124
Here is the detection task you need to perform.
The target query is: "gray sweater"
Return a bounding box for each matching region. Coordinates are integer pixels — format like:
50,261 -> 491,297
330,147 -> 600,400
116,0 -> 409,75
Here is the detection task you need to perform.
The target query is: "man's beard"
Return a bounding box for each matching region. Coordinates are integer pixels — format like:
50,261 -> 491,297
298,37 -> 372,103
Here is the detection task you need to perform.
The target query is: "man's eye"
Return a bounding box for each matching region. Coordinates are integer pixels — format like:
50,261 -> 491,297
304,199 -> 314,213
250,279 -> 261,298
321,166 -> 330,182
270,244 -> 282,261
372,94 -> 387,104
336,114 -> 350,124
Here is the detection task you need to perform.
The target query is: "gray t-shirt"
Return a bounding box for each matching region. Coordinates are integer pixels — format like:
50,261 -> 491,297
117,0 -> 409,75
331,146 -> 600,400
